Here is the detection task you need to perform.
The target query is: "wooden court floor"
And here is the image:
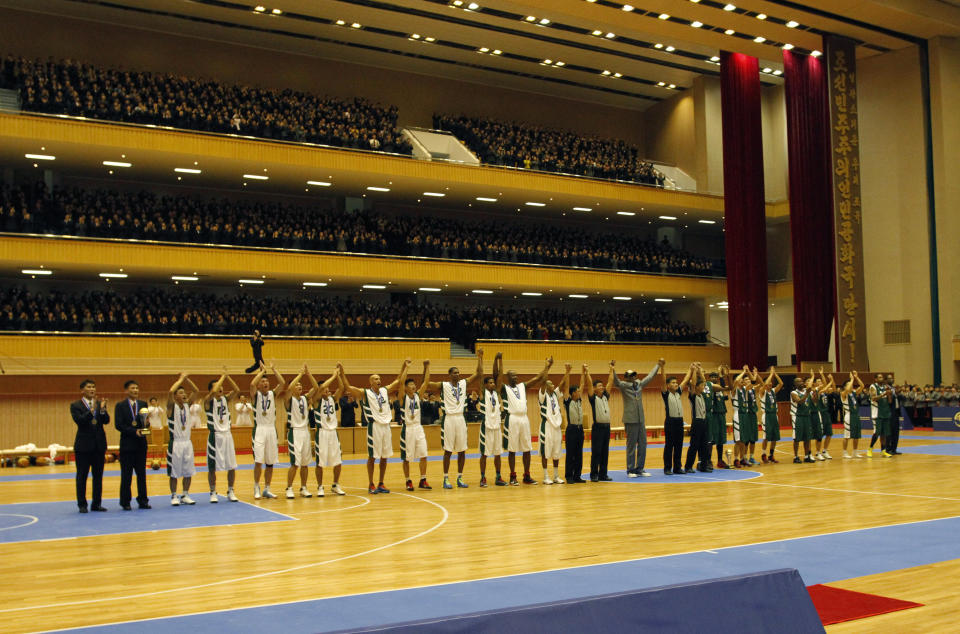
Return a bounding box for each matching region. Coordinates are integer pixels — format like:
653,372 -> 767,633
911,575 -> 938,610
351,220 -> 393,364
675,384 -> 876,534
1,431 -> 959,632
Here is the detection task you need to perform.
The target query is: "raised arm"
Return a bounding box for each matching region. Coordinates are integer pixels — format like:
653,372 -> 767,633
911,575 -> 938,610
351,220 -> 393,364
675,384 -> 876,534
559,363 -> 572,396
579,364 -> 588,398
205,373 -> 227,405
678,363 -> 693,392
422,359 -> 442,392
304,366 -> 321,402
606,360 -> 615,393
249,364 -> 266,398
639,358 -> 665,388
271,362 -> 287,395
183,377 -> 200,404
337,363 -> 365,400
281,365 -> 306,400
383,358 -> 412,394
853,371 -> 864,394
464,348 -> 484,387
223,368 -> 241,400
492,352 -> 503,388
168,372 -> 189,410
418,362 -> 431,399
525,357 -> 554,390
771,367 -> 783,394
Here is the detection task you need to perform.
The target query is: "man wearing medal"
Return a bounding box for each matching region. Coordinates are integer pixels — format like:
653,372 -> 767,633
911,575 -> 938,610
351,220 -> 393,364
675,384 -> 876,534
494,354 -> 554,485
70,379 -> 110,513
422,350 -> 484,490
166,373 -> 199,505
340,359 -> 411,495
115,379 -> 151,510
250,362 -> 286,499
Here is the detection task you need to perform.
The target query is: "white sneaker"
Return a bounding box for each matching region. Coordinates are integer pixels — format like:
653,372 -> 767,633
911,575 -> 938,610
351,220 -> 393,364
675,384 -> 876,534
285,487 -> 295,499
628,473 -> 639,478
816,453 -> 825,461
331,483 -> 346,496
262,487 -> 277,499
227,489 -> 239,502
554,477 -> 565,484
843,452 -> 852,459
300,486 -> 312,498
317,485 -> 325,497
171,494 -> 180,506
853,452 -> 863,459
824,451 -> 833,459
640,471 -> 652,477
253,484 -> 261,500
543,477 -> 554,485
210,492 -> 219,503
180,494 -> 195,505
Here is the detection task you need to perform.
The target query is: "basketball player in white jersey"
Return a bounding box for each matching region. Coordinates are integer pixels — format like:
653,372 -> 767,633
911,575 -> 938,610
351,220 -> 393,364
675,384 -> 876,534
494,353 -> 554,485
392,362 -> 432,491
479,354 -> 506,487
250,362 -> 286,499
340,359 -> 411,494
167,373 -> 198,506
282,365 -> 312,499
422,350 -> 484,489
305,367 -> 346,497
539,364 -> 572,484
204,369 -> 240,503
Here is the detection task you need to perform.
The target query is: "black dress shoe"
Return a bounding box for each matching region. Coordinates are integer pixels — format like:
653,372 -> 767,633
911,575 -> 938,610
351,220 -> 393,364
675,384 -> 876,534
139,503 -> 152,509
91,506 -> 107,512
674,469 -> 684,475
664,469 -> 672,475
590,476 -> 599,482
121,504 -> 132,511
78,507 -> 88,514
600,475 -> 613,481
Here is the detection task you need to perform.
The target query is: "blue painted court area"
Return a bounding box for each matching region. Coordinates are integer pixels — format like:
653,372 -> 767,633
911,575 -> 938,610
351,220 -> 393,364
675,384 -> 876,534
597,468 -> 760,484
0,499 -> 291,544
65,514 -> 960,633
899,443 -> 960,456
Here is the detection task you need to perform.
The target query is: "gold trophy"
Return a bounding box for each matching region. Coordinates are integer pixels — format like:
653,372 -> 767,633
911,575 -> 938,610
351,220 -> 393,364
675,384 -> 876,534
138,407 -> 152,436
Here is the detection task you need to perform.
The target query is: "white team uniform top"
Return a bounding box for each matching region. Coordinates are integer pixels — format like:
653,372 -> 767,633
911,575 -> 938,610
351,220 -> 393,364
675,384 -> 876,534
287,395 -> 309,429
402,393 -> 422,426
441,379 -> 468,415
146,405 -> 164,429
539,387 -> 563,429
168,402 -> 192,441
502,382 -> 528,416
364,387 -> 393,425
207,396 -> 231,433
481,389 -> 501,429
235,402 -> 254,427
314,396 -> 338,430
254,390 -> 276,428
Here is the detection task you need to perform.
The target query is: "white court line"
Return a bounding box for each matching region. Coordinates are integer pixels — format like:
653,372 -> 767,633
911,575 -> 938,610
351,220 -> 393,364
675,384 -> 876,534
0,513 -> 38,531
236,500 -> 300,520
39,510 -> 960,634
288,494 -> 371,515
685,473 -> 960,502
4,490 -> 449,617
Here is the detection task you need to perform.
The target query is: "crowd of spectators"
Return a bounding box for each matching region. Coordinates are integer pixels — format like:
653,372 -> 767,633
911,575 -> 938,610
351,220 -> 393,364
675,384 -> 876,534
434,113 -> 665,186
0,285 -> 708,346
894,384 -> 960,427
0,183 -> 721,276
0,54 -> 411,154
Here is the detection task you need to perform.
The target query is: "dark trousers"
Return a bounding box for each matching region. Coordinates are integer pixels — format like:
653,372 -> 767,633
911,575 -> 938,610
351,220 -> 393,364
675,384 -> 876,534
75,449 -> 105,509
887,412 -> 901,452
590,423 -> 610,479
684,418 -> 709,471
663,416 -> 684,471
245,354 -> 263,373
119,445 -> 149,507
565,425 -> 584,480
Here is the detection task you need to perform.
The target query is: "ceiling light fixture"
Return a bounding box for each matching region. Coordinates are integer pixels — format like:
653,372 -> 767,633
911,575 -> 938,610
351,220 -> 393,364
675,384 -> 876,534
472,289 -> 494,294
171,275 -> 199,281
351,22 -> 361,28
362,284 -> 387,289
623,5 -> 635,12
723,3 -> 736,10
525,202 -> 545,207
754,36 -> 766,43
539,18 -> 550,25
302,282 -> 328,287
418,287 -> 442,292
613,296 -> 632,301
658,13 -> 670,20
568,294 -> 588,299
243,174 -> 268,180
724,29 -> 735,35
691,21 -> 703,28
710,55 -> 720,62
617,211 -> 636,216
811,50 -> 822,57
665,46 -> 675,52
423,192 -> 446,197
476,197 -> 498,202
103,161 -> 131,167
773,69 -> 783,76
786,20 -> 799,28
306,180 -> 332,187
659,215 -> 677,220
238,279 -> 264,284
99,273 -> 128,278
174,167 -> 201,174
756,13 -> 767,20
25,153 -> 55,160
782,43 -> 794,51
592,29 -> 603,36
367,186 -> 390,192
21,269 -> 52,275
271,8 -> 282,15
522,292 -> 543,297
573,207 -> 592,211
698,219 -> 717,224
655,298 -> 674,302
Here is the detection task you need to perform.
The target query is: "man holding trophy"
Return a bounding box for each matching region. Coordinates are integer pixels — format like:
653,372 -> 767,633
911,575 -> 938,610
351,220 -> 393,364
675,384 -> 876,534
115,379 -> 152,510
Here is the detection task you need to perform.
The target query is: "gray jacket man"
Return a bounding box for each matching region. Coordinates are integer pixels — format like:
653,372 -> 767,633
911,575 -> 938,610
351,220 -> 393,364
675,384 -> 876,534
610,359 -> 664,476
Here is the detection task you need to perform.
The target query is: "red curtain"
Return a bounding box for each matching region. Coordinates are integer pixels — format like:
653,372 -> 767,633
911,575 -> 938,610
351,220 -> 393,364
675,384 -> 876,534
721,52 -> 768,368
783,50 -> 835,365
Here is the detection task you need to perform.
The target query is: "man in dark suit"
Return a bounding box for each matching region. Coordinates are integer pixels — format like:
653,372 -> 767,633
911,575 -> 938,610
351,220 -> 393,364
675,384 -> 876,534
71,378 -> 110,513
115,379 -> 151,510
245,330 -> 265,373
886,375 -> 902,455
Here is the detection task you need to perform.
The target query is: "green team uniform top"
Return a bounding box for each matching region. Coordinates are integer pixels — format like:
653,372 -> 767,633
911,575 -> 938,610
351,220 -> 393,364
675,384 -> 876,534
795,390 -> 811,417
874,384 -> 891,418
702,381 -> 716,419
763,390 -> 777,414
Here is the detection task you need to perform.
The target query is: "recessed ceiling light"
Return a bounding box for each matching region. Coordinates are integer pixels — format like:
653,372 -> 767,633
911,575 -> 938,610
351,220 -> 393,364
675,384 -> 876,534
476,197 -> 498,202
335,19 -> 345,25
423,192 -> 446,197
103,161 -> 131,167
243,174 -> 269,180
472,289 -> 494,294
782,43 -> 794,51
724,29 -> 735,35
691,21 -> 703,28
418,287 -> 442,292
99,273 -> 128,278
723,3 -> 736,10
605,32 -> 615,38
754,36 -> 766,43
659,215 -> 677,220
592,29 -> 603,36
710,55 -> 720,62
25,153 -> 55,160
773,69 -> 783,75
763,67 -> 773,73
668,84 -> 677,89
21,269 -> 52,275
367,186 -> 390,192
171,275 -> 198,281
239,279 -> 264,284
303,282 -> 328,287
542,59 -> 553,65
756,13 -> 767,19
362,284 -> 386,289
573,207 -> 592,211
467,2 -> 479,9
271,8 -> 282,15
410,34 -> 421,40
613,72 -> 622,78
539,18 -> 550,25
351,22 -> 361,28
525,202 -> 545,207
623,5 -> 635,11
665,46 -> 675,52
654,43 -> 664,48
617,211 -> 636,216
254,6 -> 265,12
492,49 -> 502,55
658,13 -> 670,19
425,36 -> 436,42
811,50 -> 822,57
698,219 -> 717,224
522,292 -> 543,297
658,81 -> 666,86
568,294 -> 588,299
554,61 -> 565,66
786,20 -> 799,28
525,15 -> 536,21
307,180 -> 332,187
655,298 -> 674,302
479,47 -> 490,52
174,167 -> 201,174
613,296 -> 632,301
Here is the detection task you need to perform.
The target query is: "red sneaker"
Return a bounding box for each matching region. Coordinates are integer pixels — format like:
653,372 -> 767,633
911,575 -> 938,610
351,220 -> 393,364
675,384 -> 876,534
769,456 -> 779,464
761,454 -> 769,463
418,478 -> 432,490
405,479 -> 414,491
717,460 -> 729,469
733,459 -> 741,468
